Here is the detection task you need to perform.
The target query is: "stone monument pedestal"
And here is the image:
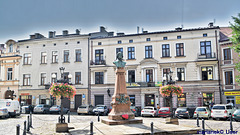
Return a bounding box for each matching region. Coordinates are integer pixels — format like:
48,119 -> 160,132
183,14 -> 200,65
56,123 -> 69,132
165,117 -> 179,125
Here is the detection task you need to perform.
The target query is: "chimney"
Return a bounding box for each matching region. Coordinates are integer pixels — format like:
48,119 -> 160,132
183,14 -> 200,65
117,33 -> 125,36
137,26 -> 139,34
76,29 -> 80,35
63,30 -> 68,36
208,22 -> 214,27
49,31 -> 55,38
175,27 -> 182,31
100,26 -> 106,32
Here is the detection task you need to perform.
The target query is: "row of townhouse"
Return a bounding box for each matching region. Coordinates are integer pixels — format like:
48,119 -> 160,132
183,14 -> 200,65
0,24 -> 239,111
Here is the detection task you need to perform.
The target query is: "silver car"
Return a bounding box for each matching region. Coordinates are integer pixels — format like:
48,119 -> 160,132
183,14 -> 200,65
0,108 -> 8,118
193,107 -> 211,119
33,104 -> 50,114
77,105 -> 94,115
93,105 -> 108,116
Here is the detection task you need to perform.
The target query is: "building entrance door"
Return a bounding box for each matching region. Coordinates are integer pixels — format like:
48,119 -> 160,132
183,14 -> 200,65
75,95 -> 82,110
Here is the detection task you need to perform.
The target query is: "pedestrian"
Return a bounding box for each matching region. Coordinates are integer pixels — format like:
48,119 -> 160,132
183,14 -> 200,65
157,104 -> 160,115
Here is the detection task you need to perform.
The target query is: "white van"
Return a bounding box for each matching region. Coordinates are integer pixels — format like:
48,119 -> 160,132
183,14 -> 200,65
0,99 -> 21,117
211,104 -> 235,120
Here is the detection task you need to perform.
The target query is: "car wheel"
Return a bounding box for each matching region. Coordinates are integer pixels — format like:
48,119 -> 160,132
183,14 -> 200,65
78,113 -> 81,115
43,110 -> 46,114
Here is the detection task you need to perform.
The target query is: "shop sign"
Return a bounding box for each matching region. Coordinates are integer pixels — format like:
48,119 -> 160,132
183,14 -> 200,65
236,96 -> 240,104
224,92 -> 240,96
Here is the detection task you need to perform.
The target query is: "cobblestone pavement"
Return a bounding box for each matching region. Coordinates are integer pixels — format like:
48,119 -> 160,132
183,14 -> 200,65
0,113 -> 240,135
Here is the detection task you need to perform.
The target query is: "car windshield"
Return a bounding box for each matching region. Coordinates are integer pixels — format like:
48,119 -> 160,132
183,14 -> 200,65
234,110 -> 240,114
196,108 -> 206,111
160,108 -> 169,111
176,108 -> 187,111
51,105 -> 59,108
144,107 -> 153,110
212,106 -> 225,110
36,105 -> 43,107
96,107 -> 104,109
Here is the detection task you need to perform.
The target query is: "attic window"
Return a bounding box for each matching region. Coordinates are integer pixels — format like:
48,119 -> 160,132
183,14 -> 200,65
118,40 -> 122,44
203,33 -> 207,37
98,42 -> 102,45
54,43 -> 56,46
43,44 -> 46,47
65,42 -> 68,45
146,38 -> 151,41
129,39 -> 133,43
77,41 -> 80,44
177,36 -> 181,39
163,37 -> 168,40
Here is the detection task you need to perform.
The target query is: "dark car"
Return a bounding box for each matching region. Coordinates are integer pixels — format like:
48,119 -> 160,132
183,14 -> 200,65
49,105 -> 69,114
33,104 -> 51,114
175,107 -> 193,119
158,107 -> 171,117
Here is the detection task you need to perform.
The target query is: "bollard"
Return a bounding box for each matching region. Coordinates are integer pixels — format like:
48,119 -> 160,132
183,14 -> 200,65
197,114 -> 200,127
90,121 -> 93,135
30,112 -> 32,128
98,112 -> 100,122
202,119 -> 205,135
151,122 -> 154,135
230,114 -> 233,131
16,124 -> 20,135
68,111 -> 70,123
23,121 -> 26,135
27,116 -> 30,133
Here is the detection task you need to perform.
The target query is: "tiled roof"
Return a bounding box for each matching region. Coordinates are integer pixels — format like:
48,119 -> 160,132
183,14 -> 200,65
219,27 -> 233,42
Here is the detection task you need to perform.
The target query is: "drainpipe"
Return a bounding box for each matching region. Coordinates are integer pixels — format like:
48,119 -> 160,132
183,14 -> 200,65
88,37 -> 91,105
215,30 -> 222,104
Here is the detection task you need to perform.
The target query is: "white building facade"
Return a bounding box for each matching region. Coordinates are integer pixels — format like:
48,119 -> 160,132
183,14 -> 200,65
90,26 -> 221,110
17,31 -> 90,111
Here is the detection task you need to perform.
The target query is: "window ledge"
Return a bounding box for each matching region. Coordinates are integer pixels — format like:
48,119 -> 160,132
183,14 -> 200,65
144,57 -> 153,59
126,59 -> 136,61
175,55 -> 186,58
22,85 -> 32,87
63,62 -> 70,63
74,61 -> 82,63
23,64 -> 32,65
75,83 -> 83,85
161,56 -> 171,58
40,63 -> 47,65
51,62 -> 58,64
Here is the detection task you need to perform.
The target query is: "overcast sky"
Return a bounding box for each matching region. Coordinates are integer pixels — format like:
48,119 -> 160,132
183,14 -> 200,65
0,0 -> 239,43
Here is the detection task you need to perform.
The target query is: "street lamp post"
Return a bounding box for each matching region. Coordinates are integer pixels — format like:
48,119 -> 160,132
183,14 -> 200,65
51,67 -> 72,123
162,71 -> 178,118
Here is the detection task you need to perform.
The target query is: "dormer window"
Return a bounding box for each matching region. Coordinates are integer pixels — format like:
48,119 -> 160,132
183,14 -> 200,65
9,44 -> 13,53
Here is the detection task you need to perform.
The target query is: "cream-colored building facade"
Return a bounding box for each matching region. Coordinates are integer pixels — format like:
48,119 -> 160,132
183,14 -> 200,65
17,31 -> 90,111
90,26 -> 221,109
0,40 -> 21,100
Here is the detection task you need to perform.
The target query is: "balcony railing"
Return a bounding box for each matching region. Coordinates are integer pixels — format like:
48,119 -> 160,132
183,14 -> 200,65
126,82 -> 162,87
198,52 -> 216,59
90,59 -> 106,65
222,59 -> 233,65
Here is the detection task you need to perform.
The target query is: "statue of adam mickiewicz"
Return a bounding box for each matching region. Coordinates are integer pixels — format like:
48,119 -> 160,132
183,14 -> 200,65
113,52 -> 126,68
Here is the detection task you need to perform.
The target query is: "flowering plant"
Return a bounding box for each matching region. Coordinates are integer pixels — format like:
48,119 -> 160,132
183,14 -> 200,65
160,85 -> 183,97
49,83 -> 76,98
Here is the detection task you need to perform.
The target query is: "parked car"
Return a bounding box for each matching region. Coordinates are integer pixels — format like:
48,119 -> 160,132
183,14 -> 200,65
158,107 -> 171,117
92,105 -> 108,116
0,108 -> 9,118
0,99 -> 21,117
193,107 -> 211,119
141,106 -> 157,117
130,106 -> 139,117
211,104 -> 235,120
33,104 -> 51,114
175,107 -> 193,119
232,109 -> 240,121
49,105 -> 69,114
21,105 -> 34,114
77,105 -> 94,115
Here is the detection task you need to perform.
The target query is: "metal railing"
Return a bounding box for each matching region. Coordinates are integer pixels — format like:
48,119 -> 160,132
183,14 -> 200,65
126,82 -> 161,87
198,52 -> 216,59
90,59 -> 106,65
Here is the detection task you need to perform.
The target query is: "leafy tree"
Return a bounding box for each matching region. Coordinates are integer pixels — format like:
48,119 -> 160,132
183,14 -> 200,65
230,13 -> 240,83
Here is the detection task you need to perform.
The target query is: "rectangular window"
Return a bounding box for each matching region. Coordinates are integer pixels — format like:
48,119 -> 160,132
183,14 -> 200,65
177,68 -> 185,81
176,43 -> 184,56
224,48 -> 231,60
64,50 -> 69,62
203,33 -> 207,37
129,39 -> 133,43
9,44 -> 13,52
98,42 -> 102,45
95,72 -> 104,84
200,41 -> 211,56
162,44 -> 170,57
118,40 -> 122,44
145,46 -> 152,58
23,53 -> 31,65
51,73 -> 57,83
163,68 -> 170,79
41,73 -> 46,85
41,52 -> 47,64
146,38 -> 151,41
116,48 -> 123,55
128,70 -> 135,83
146,69 -> 153,82
23,74 -> 30,86
178,93 -> 186,107
95,49 -> 104,64
177,36 -> 181,39
75,72 -> 81,84
75,49 -> 81,62
128,47 -> 135,59
7,68 -> 13,80
202,67 -> 213,80
225,71 -> 233,85
52,51 -> 58,63
163,37 -> 168,40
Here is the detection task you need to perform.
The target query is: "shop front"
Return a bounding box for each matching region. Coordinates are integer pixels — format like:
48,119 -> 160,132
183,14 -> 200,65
224,91 -> 240,108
